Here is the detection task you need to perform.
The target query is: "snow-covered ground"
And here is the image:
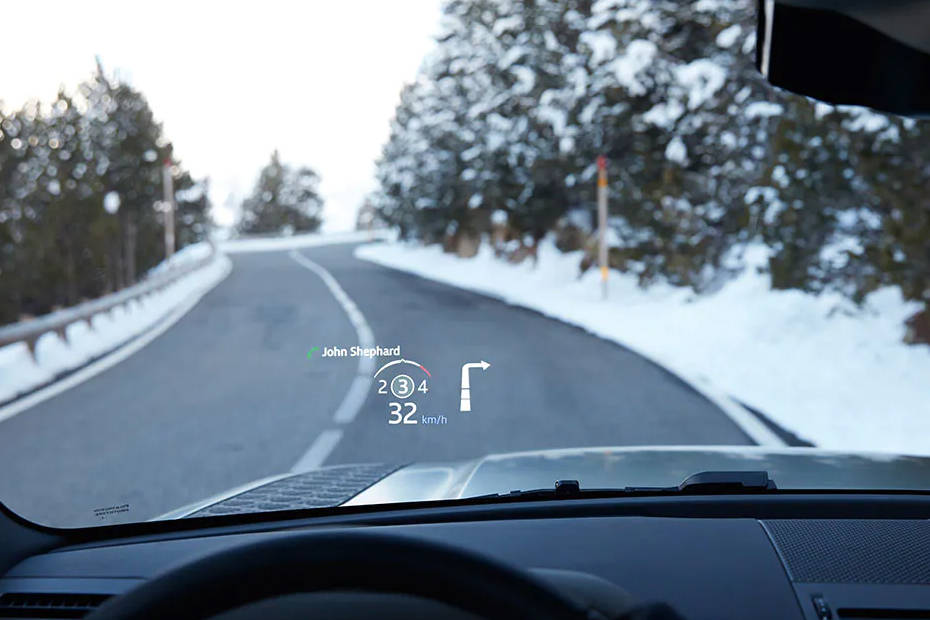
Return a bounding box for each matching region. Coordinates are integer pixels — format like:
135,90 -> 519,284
0,245 -> 231,405
0,232 -> 395,406
220,230 -> 390,254
356,240 -> 930,456
147,241 -> 215,276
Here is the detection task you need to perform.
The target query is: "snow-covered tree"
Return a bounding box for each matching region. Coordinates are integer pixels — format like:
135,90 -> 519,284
237,151 -> 323,235
371,0 -> 930,336
0,63 -> 211,322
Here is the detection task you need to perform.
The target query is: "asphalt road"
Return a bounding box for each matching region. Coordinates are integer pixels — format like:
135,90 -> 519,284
0,242 -> 752,527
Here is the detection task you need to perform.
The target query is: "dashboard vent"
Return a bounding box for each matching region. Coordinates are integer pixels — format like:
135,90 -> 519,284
0,592 -> 110,618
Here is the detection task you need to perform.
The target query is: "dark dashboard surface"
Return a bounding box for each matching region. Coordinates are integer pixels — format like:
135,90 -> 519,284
4,512 -> 930,619
3,516 -> 798,620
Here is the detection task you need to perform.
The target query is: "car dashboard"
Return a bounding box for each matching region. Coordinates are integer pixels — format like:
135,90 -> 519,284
3,498 -> 930,619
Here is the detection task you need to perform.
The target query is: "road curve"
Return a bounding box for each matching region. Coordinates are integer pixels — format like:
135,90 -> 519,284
0,241 -> 751,527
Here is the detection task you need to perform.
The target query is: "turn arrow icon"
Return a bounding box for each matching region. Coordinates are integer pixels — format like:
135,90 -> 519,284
460,361 -> 490,412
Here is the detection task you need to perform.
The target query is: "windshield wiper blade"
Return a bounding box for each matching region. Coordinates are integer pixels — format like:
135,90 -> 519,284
478,471 -> 778,501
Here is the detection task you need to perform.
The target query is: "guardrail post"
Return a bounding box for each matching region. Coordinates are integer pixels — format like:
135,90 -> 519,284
0,246 -> 216,358
25,336 -> 39,360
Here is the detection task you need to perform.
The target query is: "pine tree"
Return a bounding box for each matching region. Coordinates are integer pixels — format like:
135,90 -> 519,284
237,151 -> 323,235
0,62 -> 211,323
370,0 -> 930,338
86,66 -> 165,286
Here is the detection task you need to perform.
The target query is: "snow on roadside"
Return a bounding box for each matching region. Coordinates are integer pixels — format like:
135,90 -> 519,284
147,241 -> 214,276
0,230 -> 385,405
220,230 -> 390,254
355,241 -> 930,456
0,252 -> 231,405
0,345 -> 53,403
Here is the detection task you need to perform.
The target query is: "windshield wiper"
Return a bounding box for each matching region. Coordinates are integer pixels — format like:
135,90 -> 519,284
478,471 -> 778,501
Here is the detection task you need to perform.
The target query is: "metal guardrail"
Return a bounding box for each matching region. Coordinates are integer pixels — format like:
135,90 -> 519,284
0,245 -> 217,353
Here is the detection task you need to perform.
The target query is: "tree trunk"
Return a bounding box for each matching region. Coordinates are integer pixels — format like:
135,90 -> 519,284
120,212 -> 137,286
63,241 -> 78,305
905,305 -> 930,345
109,242 -> 123,292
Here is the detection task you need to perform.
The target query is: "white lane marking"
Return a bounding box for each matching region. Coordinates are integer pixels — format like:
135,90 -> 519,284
288,250 -> 376,471
0,258 -> 233,425
333,375 -> 372,424
291,246 -> 783,455
355,251 -> 786,447
291,429 -> 344,473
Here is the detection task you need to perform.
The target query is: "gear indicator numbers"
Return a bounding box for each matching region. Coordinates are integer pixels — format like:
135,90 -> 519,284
374,359 -> 432,425
374,357 -> 488,425
389,374 -> 415,399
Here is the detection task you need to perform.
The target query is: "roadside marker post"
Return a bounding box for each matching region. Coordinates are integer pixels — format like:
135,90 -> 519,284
162,160 -> 176,259
597,155 -> 608,300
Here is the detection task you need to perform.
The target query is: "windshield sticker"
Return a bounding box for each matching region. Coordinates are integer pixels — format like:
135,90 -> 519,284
93,504 -> 130,521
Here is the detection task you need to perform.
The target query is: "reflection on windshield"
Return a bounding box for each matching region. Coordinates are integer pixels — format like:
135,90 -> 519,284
0,0 -> 928,528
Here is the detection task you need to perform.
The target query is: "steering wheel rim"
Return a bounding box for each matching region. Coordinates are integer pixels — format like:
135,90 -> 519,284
86,530 -> 587,620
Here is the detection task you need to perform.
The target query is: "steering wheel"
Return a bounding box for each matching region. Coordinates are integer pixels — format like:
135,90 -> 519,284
86,531 -> 588,620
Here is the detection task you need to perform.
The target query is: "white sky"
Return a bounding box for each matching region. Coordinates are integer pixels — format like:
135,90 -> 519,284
0,1 -> 442,231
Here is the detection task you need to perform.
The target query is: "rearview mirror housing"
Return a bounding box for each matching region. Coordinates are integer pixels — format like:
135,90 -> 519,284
756,0 -> 930,117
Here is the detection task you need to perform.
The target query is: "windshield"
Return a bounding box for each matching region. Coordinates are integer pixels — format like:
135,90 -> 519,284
1,0 -> 929,528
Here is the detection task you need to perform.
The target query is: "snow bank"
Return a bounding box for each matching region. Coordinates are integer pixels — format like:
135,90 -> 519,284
355,241 -> 930,456
0,253 -> 230,405
0,344 -> 53,404
219,230 -> 389,254
147,241 -> 214,276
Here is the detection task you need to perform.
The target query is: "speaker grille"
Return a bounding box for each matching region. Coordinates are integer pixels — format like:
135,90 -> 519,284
763,519 -> 930,584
